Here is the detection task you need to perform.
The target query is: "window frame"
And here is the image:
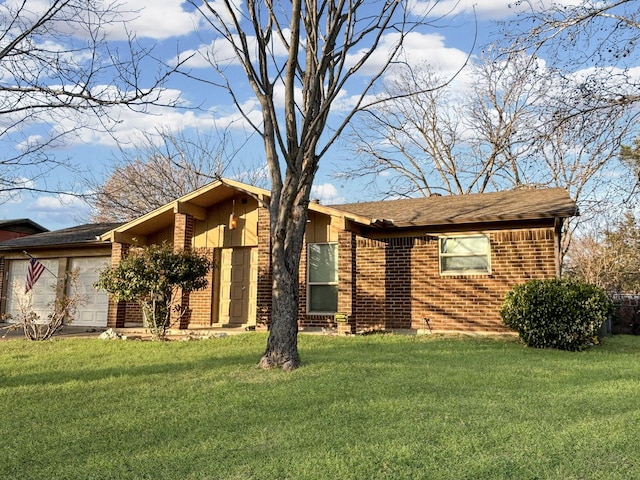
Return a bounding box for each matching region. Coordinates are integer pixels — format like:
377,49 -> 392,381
306,242 -> 338,314
439,234 -> 491,276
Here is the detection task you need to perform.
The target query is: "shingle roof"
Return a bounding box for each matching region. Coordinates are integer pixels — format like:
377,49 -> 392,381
0,218 -> 48,233
0,223 -> 122,250
330,188 -> 578,227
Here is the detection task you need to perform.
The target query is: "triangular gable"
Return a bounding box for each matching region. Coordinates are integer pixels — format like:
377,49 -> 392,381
100,178 -> 374,244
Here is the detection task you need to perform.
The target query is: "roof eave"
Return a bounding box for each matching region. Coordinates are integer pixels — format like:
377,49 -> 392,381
388,210 -> 579,229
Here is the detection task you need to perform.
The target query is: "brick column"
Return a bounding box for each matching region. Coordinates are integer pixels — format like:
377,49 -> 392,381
337,230 -> 356,334
173,212 -> 194,252
171,212 -> 195,329
107,242 -> 129,328
256,205 -> 272,329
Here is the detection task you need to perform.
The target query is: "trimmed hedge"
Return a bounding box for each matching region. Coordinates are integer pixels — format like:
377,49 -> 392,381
500,279 -> 613,351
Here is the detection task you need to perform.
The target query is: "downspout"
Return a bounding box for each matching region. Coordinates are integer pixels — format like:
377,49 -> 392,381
554,217 -> 563,278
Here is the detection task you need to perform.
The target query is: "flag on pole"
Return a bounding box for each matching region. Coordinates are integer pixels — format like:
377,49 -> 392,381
25,257 -> 45,293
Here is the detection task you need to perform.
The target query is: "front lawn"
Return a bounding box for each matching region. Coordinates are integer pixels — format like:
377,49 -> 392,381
1,334 -> 639,479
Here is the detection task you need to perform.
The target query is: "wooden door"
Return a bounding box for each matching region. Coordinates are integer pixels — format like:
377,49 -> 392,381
218,248 -> 257,326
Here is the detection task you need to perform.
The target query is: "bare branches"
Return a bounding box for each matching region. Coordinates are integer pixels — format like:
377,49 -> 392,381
88,127 -> 267,222
501,1 -> 640,115
0,0 -> 181,202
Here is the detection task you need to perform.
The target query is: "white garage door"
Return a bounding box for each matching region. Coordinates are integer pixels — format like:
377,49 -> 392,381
69,257 -> 110,328
6,258 -> 58,323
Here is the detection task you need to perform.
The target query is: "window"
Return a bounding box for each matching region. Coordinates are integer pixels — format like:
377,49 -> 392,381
307,243 -> 338,313
439,235 -> 490,275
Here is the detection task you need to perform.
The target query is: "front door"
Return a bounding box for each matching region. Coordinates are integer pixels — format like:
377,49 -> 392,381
218,248 -> 257,326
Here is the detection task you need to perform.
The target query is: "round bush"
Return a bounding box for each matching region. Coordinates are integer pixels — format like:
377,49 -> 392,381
500,279 -> 612,351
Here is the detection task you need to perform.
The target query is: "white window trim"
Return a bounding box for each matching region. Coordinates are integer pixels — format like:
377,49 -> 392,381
439,234 -> 491,276
307,242 -> 338,314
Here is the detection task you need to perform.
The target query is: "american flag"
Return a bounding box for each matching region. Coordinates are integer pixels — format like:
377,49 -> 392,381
25,258 -> 45,293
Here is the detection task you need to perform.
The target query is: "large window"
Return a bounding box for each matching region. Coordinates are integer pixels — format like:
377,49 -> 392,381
439,235 -> 490,275
307,243 -> 338,313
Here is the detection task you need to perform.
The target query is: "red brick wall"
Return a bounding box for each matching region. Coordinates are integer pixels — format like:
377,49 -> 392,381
186,247 -> 215,328
107,213 -> 558,334
351,228 -> 557,333
354,237 -> 415,330
292,227 -> 557,332
338,230 -> 356,320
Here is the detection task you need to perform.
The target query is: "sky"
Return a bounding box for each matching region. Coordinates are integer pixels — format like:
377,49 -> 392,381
0,0 -> 604,231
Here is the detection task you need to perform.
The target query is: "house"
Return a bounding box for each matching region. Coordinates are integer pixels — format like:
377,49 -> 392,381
0,179 -> 578,333
0,219 -> 48,241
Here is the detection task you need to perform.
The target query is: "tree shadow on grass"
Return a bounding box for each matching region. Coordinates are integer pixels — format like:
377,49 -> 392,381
0,340 -> 263,389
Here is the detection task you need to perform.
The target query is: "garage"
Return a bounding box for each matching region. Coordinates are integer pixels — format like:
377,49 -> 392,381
68,257 -> 111,328
5,258 -> 58,323
0,222 -> 120,330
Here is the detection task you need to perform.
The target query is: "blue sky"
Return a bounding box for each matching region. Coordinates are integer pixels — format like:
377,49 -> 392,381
0,0 -> 592,230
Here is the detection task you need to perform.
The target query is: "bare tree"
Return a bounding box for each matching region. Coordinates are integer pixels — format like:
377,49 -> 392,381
344,65 -> 469,197
620,133 -> 640,200
185,0 -> 453,370
566,213 -> 640,293
88,127 -> 268,222
0,0 -> 180,201
504,1 -> 640,105
342,53 -> 552,198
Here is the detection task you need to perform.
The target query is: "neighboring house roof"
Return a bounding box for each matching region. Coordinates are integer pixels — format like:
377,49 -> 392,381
0,223 -> 122,250
0,218 -> 48,231
0,218 -> 49,237
330,188 -> 578,228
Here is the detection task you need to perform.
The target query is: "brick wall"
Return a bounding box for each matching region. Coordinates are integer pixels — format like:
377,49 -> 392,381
185,247 -> 215,328
107,217 -> 558,334
348,228 -> 557,333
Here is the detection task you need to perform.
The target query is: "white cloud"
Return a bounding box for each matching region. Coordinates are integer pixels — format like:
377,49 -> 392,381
345,31 -> 470,78
49,87 -> 259,148
173,28 -> 292,69
311,183 -> 345,205
409,0 -> 584,20
105,0 -> 204,40
28,194 -> 91,229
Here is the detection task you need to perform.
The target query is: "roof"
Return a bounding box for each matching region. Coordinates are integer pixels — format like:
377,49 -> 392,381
100,178 -> 373,242
330,188 -> 578,227
0,223 -> 122,250
0,218 -> 48,233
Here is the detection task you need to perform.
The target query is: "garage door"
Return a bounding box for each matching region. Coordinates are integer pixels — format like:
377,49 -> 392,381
69,257 -> 110,327
5,258 -> 58,323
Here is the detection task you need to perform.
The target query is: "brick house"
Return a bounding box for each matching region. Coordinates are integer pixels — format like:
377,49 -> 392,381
0,179 -> 577,333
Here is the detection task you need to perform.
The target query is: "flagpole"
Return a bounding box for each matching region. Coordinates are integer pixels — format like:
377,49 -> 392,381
22,251 -> 58,279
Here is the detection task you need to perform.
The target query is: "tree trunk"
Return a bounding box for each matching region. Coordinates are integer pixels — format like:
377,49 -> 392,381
257,179 -> 310,371
257,259 -> 301,371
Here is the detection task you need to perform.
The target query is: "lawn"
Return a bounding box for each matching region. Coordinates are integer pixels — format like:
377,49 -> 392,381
1,333 -> 639,480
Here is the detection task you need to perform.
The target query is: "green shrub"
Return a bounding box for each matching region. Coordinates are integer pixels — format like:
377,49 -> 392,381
500,279 -> 613,351
96,243 -> 213,340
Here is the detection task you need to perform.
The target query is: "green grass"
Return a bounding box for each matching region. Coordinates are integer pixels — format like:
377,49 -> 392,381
1,334 -> 639,479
